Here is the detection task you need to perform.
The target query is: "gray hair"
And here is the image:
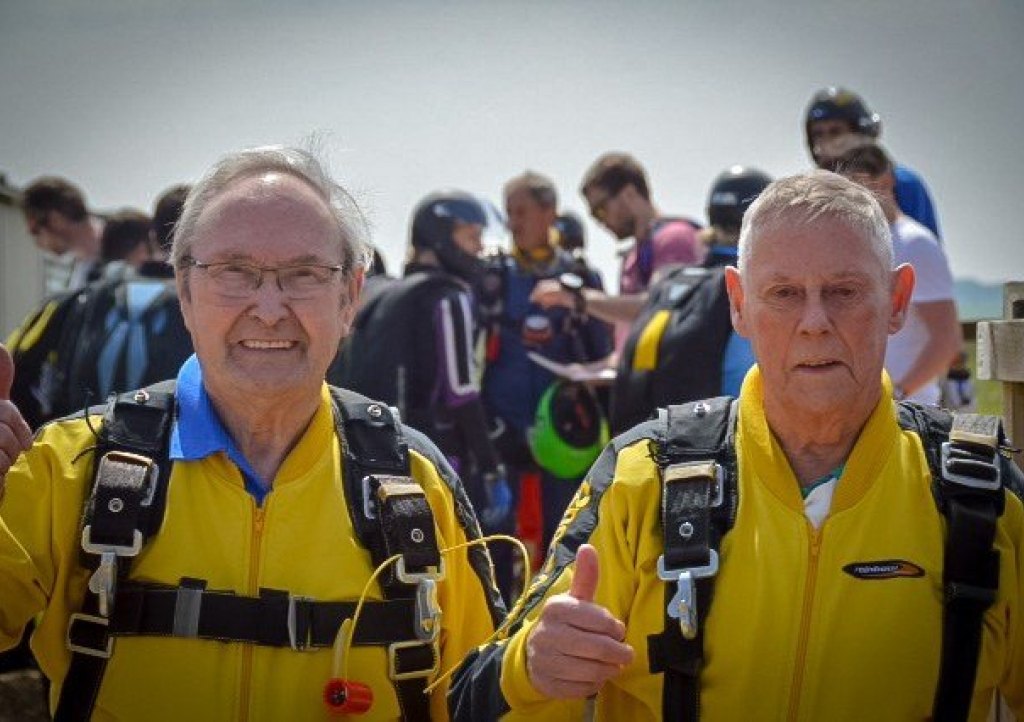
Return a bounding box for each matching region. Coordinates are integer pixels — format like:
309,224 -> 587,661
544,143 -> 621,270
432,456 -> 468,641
170,145 -> 372,279
737,169 -> 892,278
503,170 -> 559,209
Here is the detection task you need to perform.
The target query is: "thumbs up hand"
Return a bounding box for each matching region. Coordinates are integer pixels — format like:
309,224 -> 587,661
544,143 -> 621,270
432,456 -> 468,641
0,344 -> 33,487
526,544 -> 634,699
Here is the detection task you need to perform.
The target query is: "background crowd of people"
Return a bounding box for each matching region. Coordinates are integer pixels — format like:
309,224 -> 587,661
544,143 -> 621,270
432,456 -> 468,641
0,85 -> 1013,722
5,86 -> 967,607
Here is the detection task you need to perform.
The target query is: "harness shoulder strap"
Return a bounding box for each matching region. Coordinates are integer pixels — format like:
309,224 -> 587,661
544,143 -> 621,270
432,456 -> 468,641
898,402 -> 1009,722
648,396 -> 738,722
57,380 -> 177,722
329,386 -> 443,721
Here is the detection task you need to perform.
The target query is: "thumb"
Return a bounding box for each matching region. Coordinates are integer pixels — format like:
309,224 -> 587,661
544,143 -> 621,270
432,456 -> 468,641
0,343 -> 12,401
569,543 -> 600,602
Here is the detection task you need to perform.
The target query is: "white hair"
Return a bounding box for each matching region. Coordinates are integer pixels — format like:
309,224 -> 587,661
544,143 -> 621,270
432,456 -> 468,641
737,169 -> 892,277
170,145 -> 372,279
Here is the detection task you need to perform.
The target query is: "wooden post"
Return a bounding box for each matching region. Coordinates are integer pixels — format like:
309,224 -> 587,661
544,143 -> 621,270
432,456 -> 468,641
977,281 -> 1024,468
978,285 -> 1023,722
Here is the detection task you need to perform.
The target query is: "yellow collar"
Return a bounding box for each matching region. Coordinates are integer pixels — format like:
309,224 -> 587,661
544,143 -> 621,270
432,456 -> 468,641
736,367 -> 899,515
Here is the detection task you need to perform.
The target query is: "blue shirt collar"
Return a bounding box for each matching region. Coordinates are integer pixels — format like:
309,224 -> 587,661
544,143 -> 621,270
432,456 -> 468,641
169,354 -> 270,504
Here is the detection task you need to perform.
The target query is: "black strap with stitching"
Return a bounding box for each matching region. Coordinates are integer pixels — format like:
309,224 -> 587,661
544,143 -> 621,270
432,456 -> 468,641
648,397 -> 738,722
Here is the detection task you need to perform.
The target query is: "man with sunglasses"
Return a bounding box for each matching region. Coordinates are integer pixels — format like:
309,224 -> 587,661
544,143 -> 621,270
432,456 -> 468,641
20,176 -> 103,292
0,146 -> 502,721
577,152 -> 704,349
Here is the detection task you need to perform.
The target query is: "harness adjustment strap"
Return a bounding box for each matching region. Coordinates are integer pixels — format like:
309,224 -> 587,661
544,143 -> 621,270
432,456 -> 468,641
106,581 -> 426,649
373,475 -> 443,587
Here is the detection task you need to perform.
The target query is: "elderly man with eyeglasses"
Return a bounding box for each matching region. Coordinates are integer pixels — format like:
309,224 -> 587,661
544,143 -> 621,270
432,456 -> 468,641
0,147 -> 503,721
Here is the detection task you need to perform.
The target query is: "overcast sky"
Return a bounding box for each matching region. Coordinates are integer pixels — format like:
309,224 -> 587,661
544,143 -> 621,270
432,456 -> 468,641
1,0 -> 1022,289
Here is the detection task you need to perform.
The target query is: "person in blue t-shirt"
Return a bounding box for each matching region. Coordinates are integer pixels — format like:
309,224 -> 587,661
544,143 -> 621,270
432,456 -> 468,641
804,86 -> 941,241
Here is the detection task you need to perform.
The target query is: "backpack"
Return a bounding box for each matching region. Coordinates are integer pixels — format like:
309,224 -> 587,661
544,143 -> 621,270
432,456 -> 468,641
57,381 -> 493,722
7,287 -> 83,429
647,398 -> 1023,722
611,265 -> 732,432
7,273 -> 192,428
55,274 -> 193,415
328,270 -> 466,435
632,217 -> 703,289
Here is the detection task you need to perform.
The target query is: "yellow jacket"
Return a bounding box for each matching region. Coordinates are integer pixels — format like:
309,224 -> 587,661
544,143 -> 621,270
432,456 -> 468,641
0,385 -> 500,721
452,369 -> 1024,722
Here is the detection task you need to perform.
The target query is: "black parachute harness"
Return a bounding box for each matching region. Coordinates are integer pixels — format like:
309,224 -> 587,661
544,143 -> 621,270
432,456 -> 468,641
57,381 -> 445,722
649,397 -> 1017,722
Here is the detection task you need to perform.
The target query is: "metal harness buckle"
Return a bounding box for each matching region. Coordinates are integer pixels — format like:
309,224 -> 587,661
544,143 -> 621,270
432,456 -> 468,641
81,528 -> 143,618
66,613 -> 114,659
395,557 -> 445,585
287,595 -> 316,651
663,461 -> 725,508
656,551 -> 720,640
414,578 -> 442,642
387,639 -> 440,681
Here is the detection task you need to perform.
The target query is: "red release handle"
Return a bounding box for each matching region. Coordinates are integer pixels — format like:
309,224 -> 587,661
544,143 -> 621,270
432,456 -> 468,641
323,678 -> 373,715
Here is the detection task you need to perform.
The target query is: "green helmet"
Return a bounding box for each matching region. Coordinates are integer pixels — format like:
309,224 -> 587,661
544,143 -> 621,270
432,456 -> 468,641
528,381 -> 610,480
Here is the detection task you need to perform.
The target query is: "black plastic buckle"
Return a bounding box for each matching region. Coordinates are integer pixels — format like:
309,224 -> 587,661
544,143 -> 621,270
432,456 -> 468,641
941,442 -> 1001,492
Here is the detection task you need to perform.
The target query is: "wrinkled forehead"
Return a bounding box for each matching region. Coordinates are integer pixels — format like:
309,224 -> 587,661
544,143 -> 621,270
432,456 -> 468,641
747,212 -> 888,279
192,173 -> 339,247
201,171 -> 328,219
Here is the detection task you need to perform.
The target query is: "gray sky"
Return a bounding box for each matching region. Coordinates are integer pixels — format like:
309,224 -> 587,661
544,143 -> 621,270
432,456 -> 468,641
2,0 -> 1022,288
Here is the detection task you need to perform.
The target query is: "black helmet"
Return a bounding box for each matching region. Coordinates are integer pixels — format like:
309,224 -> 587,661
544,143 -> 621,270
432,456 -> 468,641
553,212 -> 586,252
805,87 -> 881,157
707,166 -> 773,233
410,190 -> 488,281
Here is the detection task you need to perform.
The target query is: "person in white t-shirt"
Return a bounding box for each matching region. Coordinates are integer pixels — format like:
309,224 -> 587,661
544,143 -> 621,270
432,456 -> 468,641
832,142 -> 960,404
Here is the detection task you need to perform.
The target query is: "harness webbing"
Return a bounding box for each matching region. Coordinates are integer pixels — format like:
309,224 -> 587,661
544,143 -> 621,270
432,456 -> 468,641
647,397 -> 737,722
56,383 -> 441,722
931,412 -> 1005,722
651,399 -> 1012,722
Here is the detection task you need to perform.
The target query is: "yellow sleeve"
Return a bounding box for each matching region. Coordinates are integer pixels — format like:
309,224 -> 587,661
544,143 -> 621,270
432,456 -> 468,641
499,472 -> 641,718
0,418 -> 95,658
0,427 -> 59,649
450,437 -> 658,721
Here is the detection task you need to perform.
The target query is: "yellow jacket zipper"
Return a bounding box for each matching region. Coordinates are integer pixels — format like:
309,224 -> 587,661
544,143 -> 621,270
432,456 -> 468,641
238,504 -> 266,722
786,526 -> 821,722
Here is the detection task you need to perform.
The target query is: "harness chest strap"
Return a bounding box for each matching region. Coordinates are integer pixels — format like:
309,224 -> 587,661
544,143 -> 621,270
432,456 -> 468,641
57,385 -> 444,722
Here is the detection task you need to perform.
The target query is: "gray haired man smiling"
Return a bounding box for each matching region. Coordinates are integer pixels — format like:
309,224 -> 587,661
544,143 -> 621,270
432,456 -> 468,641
0,146 -> 502,721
